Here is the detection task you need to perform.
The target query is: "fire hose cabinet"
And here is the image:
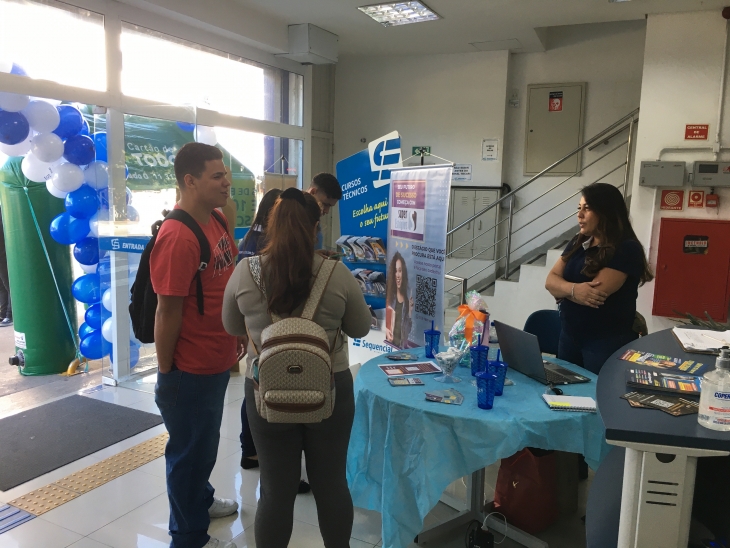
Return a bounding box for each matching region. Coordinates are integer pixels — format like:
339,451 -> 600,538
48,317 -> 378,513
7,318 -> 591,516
653,218 -> 730,322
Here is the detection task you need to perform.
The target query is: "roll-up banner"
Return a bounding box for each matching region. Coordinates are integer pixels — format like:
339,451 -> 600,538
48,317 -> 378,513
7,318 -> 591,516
385,165 -> 452,350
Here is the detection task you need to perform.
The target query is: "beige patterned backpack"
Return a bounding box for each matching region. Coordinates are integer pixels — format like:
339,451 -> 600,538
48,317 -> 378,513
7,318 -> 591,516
247,256 -> 338,423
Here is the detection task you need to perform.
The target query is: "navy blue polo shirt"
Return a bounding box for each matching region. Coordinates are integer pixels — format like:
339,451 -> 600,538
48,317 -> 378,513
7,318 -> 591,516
560,236 -> 644,340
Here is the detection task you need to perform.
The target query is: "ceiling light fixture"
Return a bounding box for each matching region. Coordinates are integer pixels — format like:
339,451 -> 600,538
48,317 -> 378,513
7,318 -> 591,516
358,2 -> 441,27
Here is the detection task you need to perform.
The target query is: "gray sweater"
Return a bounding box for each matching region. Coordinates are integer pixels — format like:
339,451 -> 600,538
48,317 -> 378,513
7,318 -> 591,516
222,254 -> 371,378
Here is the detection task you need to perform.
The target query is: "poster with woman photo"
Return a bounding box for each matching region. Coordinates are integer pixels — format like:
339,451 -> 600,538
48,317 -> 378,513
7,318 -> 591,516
385,165 -> 452,349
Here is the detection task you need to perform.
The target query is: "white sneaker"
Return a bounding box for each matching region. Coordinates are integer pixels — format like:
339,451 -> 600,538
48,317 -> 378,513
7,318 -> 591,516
208,496 -> 239,518
202,538 -> 237,548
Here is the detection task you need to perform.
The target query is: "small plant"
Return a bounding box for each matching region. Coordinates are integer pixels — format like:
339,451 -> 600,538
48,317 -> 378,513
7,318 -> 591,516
673,310 -> 730,331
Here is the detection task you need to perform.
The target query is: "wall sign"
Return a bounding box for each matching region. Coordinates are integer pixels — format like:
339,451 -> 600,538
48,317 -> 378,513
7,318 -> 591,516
685,124 -> 709,140
688,190 -> 705,208
481,139 -> 499,161
549,91 -> 563,112
683,235 -> 709,255
452,164 -> 472,181
660,190 -> 684,211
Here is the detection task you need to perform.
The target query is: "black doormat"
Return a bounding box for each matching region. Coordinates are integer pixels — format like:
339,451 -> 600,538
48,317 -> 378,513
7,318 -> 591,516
0,394 -> 163,491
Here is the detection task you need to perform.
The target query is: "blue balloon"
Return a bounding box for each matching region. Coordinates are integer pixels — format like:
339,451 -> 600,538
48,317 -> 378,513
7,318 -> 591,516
93,132 -> 107,162
176,121 -> 195,132
0,110 -> 30,145
53,105 -> 83,139
49,212 -> 90,245
72,274 -> 101,303
127,205 -> 139,222
85,303 -> 110,330
65,184 -> 99,219
97,258 -> 111,291
10,63 -> 28,77
79,322 -> 95,339
110,342 -> 141,368
80,330 -> 111,360
63,135 -> 95,166
74,237 -> 100,265
79,119 -> 90,137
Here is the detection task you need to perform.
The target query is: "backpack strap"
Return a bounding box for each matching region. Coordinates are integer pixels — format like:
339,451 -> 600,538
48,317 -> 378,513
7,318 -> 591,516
301,259 -> 337,321
164,209 -> 211,315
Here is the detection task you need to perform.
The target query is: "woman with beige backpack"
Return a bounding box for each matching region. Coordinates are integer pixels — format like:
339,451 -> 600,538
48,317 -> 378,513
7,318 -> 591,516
223,187 -> 370,547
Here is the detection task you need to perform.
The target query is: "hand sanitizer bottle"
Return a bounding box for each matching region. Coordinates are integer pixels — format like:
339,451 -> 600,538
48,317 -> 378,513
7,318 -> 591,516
698,346 -> 730,431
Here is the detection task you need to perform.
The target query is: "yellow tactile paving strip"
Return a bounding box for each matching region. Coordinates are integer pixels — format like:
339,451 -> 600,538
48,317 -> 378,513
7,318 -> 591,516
9,433 -> 168,516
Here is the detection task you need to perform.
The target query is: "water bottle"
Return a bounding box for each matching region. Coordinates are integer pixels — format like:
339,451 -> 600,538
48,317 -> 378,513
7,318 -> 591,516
488,321 -> 498,344
698,346 -> 730,431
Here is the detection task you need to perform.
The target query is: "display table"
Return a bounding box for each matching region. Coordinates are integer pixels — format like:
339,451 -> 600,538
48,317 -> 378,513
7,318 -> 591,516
589,328 -> 730,548
347,348 -> 611,548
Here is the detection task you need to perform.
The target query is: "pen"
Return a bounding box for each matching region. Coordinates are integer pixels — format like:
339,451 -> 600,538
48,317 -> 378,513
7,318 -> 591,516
701,333 -> 730,345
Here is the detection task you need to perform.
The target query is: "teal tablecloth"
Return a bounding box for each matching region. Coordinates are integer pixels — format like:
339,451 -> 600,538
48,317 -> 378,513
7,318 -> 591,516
346,348 -> 611,548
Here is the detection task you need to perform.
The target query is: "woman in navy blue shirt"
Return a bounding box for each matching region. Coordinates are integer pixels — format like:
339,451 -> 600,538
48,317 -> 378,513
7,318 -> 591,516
545,183 -> 653,374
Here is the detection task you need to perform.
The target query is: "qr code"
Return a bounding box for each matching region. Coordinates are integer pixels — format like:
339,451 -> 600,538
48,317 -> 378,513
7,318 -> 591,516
415,275 -> 437,317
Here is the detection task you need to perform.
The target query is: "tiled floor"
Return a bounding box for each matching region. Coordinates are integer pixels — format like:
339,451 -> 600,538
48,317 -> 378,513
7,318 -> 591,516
0,371 -> 589,548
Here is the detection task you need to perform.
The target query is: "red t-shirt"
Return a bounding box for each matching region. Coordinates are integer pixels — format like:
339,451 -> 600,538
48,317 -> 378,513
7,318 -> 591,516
150,207 -> 237,374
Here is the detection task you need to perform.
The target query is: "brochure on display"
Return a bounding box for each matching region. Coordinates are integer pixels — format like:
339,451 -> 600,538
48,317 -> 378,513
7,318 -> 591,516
621,391 -> 700,416
425,389 -> 464,405
625,368 -> 702,396
619,349 -> 709,375
378,361 -> 441,376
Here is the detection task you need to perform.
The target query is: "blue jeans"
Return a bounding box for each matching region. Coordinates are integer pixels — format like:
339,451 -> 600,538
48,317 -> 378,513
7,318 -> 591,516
155,368 -> 230,548
557,329 -> 638,375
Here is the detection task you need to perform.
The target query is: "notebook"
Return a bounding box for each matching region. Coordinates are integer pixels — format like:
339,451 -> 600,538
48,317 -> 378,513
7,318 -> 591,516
541,394 -> 597,412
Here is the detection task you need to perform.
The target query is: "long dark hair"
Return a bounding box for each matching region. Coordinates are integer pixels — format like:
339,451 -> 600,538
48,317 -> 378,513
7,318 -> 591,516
241,188 -> 281,251
386,251 -> 410,306
563,183 -> 653,285
260,188 -> 321,315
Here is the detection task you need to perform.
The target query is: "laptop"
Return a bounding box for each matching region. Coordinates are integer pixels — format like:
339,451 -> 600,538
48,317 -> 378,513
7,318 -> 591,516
494,321 -> 590,385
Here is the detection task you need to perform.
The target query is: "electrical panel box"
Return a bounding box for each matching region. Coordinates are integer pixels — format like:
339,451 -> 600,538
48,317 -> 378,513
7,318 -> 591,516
692,161 -> 730,187
447,188 -> 499,260
639,161 -> 686,187
653,218 -> 730,322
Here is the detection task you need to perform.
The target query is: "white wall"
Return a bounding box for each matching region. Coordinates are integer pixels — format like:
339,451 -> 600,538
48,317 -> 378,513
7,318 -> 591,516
502,20 -> 646,258
334,50 -> 509,188
629,10 -> 730,334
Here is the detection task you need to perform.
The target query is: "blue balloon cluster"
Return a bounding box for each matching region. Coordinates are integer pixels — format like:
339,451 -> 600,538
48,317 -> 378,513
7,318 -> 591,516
0,110 -> 30,146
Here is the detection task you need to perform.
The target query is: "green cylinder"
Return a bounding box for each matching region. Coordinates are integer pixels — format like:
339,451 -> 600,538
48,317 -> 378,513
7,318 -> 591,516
0,157 -> 78,375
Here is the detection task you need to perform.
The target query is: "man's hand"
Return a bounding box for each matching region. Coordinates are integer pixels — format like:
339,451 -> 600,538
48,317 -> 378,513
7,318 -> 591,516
236,335 -> 248,362
155,295 -> 184,374
572,281 -> 607,309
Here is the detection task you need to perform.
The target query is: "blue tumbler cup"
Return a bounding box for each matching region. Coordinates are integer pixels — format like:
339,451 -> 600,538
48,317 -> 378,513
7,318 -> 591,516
475,371 -> 497,410
470,335 -> 489,376
424,321 -> 441,359
488,360 -> 509,396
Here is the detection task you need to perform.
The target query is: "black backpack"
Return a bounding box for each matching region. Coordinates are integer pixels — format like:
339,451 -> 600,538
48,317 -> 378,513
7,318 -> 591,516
129,209 -> 227,343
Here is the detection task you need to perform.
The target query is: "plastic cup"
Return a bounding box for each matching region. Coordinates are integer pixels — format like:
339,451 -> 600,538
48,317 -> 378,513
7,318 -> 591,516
476,371 -> 497,409
424,328 -> 441,359
470,344 -> 489,376
488,360 -> 509,396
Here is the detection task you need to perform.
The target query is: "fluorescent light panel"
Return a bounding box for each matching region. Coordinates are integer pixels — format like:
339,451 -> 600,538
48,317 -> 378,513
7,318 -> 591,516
358,2 -> 441,27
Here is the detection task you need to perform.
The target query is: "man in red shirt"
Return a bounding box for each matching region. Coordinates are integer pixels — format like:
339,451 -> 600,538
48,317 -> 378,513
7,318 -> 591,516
151,142 -> 242,548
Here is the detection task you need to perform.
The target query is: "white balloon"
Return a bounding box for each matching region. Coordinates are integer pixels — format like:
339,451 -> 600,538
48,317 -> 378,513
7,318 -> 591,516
0,91 -> 30,112
0,134 -> 32,156
88,208 -> 109,238
30,133 -> 64,163
51,162 -> 84,192
102,288 -> 113,312
101,317 -> 113,343
78,261 -> 97,274
83,161 -> 109,189
22,100 -> 60,133
195,126 -> 217,146
21,154 -> 54,183
46,178 -> 68,199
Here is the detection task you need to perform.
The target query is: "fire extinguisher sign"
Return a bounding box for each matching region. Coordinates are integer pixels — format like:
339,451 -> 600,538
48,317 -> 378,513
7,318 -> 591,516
549,91 -> 563,112
660,190 -> 684,211
688,190 -> 705,208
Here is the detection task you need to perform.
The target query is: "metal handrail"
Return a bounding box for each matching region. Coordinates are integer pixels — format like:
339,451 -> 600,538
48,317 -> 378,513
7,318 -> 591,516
446,108 -> 639,238
444,108 -> 639,289
587,119 -> 637,151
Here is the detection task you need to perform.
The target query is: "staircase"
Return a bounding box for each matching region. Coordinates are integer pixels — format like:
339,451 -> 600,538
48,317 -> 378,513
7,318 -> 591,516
443,109 -> 640,326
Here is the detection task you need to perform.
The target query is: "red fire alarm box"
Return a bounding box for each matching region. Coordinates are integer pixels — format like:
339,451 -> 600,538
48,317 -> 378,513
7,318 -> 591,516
653,218 -> 730,322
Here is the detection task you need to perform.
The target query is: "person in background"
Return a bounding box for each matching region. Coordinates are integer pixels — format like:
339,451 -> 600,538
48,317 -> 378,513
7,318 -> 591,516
222,188 -> 371,548
306,172 -> 342,251
385,251 -> 413,349
545,182 -> 653,374
237,188 -> 281,262
151,143 -> 244,548
0,206 -> 12,327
